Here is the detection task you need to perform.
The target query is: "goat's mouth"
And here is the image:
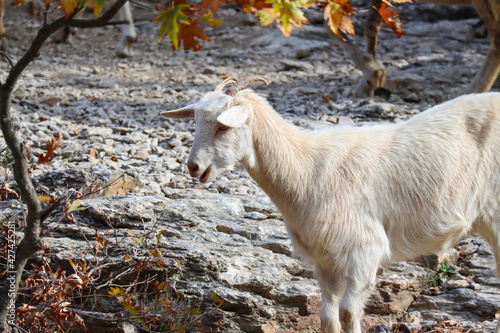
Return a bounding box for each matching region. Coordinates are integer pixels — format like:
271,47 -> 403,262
199,166 -> 211,183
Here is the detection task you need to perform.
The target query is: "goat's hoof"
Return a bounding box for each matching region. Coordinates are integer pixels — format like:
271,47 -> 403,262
116,35 -> 135,58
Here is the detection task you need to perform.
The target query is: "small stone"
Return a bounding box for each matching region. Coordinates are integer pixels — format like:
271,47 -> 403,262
459,243 -> 479,256
443,280 -> 470,290
243,211 -> 267,220
261,321 -> 278,333
280,59 -> 314,71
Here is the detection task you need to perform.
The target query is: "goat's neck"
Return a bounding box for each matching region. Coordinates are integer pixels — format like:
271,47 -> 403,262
241,98 -> 317,215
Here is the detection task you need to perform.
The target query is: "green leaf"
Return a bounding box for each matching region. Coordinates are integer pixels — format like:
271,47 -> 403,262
153,4 -> 191,48
88,0 -> 106,18
202,13 -> 223,27
156,230 -> 163,243
67,199 -> 85,213
210,292 -> 224,306
257,0 -> 310,37
189,307 -> 202,316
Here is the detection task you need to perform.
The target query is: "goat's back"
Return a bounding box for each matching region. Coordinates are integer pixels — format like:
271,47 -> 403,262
368,93 -> 500,260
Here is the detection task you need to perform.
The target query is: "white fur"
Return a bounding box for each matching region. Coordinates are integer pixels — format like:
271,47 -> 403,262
161,85 -> 500,333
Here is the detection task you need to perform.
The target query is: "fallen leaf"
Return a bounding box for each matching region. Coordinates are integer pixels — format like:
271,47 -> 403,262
40,97 -> 62,106
66,199 -> 84,213
38,195 -> 55,203
38,132 -> 62,164
65,274 -> 83,288
0,183 -> 19,199
66,123 -> 80,135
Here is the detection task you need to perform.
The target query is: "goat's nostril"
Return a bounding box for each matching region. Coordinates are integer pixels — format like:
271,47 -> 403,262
189,163 -> 199,173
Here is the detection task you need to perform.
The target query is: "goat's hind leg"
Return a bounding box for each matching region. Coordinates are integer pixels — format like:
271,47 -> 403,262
473,217 -> 500,332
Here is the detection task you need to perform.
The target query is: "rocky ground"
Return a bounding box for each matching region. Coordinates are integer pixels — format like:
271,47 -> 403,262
0,1 -> 499,332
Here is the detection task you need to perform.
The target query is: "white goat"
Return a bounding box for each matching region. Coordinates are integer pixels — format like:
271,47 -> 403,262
161,77 -> 500,333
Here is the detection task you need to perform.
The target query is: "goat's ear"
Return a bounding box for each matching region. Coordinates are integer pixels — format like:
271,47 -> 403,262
160,104 -> 195,119
217,105 -> 250,128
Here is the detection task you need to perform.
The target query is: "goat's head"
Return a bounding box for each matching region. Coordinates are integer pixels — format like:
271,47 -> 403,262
160,76 -> 268,183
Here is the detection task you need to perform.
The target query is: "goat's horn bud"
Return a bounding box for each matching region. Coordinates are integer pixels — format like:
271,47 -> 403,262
215,77 -> 238,92
226,76 -> 268,96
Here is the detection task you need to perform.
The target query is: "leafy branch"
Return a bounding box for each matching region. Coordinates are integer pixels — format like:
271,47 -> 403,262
149,0 -> 410,51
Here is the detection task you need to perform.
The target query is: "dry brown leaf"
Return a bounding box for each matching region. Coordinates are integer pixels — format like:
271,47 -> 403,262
65,274 -> 83,288
38,132 -> 62,164
0,183 -> 19,200
40,97 -> 62,106
66,123 -> 80,136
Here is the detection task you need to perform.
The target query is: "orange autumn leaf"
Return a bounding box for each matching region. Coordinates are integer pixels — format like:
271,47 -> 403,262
177,21 -> 210,51
60,0 -> 79,18
377,2 -> 404,37
192,0 -> 228,15
238,0 -> 273,13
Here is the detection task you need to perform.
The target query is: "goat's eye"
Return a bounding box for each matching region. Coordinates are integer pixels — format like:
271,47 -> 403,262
217,125 -> 229,132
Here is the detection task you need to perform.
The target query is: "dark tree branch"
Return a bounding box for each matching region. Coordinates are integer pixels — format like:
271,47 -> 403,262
0,1 -> 128,331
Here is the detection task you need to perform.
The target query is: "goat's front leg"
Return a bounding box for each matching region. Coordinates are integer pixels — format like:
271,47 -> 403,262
316,266 -> 347,333
339,251 -> 380,333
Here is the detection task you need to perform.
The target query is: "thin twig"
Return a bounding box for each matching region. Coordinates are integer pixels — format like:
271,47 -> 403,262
78,174 -> 125,200
0,52 -> 13,68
